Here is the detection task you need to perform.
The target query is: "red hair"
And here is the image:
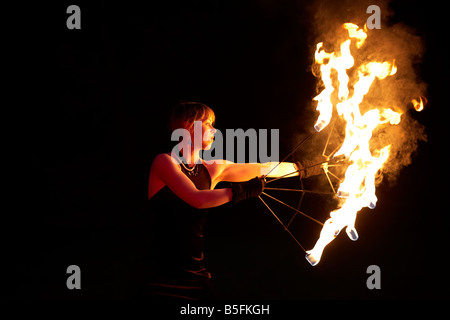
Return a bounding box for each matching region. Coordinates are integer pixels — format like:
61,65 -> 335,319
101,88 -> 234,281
169,101 -> 215,132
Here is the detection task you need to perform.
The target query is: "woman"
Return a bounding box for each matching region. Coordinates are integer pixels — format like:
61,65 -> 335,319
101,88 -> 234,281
136,101 -> 322,300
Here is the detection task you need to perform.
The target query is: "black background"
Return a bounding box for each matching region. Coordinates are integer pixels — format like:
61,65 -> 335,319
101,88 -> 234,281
14,0 -> 448,302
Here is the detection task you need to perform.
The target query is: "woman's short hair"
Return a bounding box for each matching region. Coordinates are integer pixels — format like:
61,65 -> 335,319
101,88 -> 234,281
169,101 -> 215,132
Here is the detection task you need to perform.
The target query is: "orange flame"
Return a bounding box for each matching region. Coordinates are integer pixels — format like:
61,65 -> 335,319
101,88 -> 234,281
306,23 -> 408,266
411,97 -> 426,112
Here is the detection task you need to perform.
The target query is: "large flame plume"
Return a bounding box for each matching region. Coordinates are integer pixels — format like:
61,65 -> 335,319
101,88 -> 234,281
305,22 -> 425,266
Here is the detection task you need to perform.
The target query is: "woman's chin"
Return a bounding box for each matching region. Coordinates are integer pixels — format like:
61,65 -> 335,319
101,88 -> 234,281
202,142 -> 213,150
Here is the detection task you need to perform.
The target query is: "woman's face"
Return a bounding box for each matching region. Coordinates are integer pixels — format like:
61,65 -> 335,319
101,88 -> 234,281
200,116 -> 216,150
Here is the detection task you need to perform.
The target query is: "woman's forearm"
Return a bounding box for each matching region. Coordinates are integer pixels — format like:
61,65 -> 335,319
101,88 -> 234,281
260,162 -> 299,178
193,188 -> 233,209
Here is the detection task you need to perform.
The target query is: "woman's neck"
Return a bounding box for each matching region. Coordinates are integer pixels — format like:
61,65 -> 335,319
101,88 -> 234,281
180,144 -> 201,166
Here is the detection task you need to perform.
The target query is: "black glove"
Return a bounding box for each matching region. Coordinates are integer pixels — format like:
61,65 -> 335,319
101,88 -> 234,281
230,176 -> 266,204
296,155 -> 326,179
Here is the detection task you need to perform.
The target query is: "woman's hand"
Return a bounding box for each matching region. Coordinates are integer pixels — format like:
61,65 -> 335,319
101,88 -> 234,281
295,155 -> 327,179
230,176 -> 266,204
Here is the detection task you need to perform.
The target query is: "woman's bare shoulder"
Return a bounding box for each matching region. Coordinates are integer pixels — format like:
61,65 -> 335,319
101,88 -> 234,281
153,153 -> 178,166
150,153 -> 182,178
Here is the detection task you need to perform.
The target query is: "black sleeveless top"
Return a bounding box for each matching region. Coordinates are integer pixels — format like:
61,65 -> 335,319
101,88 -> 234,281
136,161 -> 213,299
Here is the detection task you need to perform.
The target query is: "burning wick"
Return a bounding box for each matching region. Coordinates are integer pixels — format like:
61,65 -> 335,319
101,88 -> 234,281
411,96 -> 427,112
314,119 -> 328,132
337,190 -> 350,198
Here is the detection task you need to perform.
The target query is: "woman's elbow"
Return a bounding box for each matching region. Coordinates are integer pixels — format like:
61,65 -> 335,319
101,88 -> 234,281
190,199 -> 203,209
193,202 -> 207,209
187,196 -> 208,209
187,190 -> 231,209
191,197 -> 212,209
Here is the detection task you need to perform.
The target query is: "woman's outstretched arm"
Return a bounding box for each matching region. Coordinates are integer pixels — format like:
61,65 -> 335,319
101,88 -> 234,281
216,161 -> 299,183
150,154 -> 233,209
